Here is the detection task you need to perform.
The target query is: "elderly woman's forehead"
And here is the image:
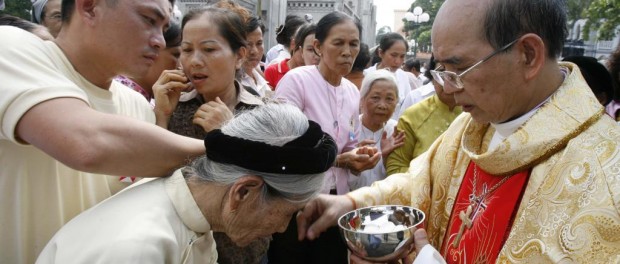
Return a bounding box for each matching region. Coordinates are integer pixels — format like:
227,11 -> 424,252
369,79 -> 398,93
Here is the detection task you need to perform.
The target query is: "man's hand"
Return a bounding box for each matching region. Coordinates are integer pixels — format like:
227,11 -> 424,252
297,194 -> 355,241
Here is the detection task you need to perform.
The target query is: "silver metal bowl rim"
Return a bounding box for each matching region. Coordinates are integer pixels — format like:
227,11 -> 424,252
337,205 -> 426,235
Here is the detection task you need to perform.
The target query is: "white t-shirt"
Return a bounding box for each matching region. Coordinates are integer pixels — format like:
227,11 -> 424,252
37,171 -> 217,264
349,117 -> 397,190
240,67 -> 271,98
398,82 -> 437,117
265,43 -> 284,65
0,26 -> 155,263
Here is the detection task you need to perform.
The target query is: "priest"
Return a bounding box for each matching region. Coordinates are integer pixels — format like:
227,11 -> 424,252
296,0 -> 620,263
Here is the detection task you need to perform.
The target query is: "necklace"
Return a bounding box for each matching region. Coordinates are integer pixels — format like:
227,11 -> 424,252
317,65 -> 344,130
452,164 -> 513,248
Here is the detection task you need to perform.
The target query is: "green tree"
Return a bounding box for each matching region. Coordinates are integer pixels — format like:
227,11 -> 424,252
0,0 -> 32,20
403,0 -> 445,54
566,0 -> 592,23
583,0 -> 620,40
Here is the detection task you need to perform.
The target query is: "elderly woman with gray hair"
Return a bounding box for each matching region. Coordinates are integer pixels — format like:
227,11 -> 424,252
31,0 -> 61,37
36,103 -> 337,264
350,69 -> 405,190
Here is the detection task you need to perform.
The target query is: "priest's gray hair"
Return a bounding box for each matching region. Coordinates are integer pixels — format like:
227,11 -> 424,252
360,69 -> 399,99
186,103 -> 326,204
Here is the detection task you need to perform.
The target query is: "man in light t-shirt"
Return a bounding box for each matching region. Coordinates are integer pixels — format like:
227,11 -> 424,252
0,0 -> 206,263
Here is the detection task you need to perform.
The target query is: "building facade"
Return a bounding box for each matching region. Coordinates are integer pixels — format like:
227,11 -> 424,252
565,19 -> 620,61
176,0 -> 377,51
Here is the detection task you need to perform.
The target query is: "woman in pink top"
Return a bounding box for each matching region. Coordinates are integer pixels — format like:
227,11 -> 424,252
270,11 -> 380,264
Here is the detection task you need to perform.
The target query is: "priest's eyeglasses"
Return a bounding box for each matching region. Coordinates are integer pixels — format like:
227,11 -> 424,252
430,38 -> 520,89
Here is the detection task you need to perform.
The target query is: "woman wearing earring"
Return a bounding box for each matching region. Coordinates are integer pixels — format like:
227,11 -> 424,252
270,11 -> 380,264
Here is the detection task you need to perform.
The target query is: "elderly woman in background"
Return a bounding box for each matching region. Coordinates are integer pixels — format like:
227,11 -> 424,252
37,103 -> 337,264
31,0 -> 61,37
350,69 -> 405,190
270,11 -> 380,264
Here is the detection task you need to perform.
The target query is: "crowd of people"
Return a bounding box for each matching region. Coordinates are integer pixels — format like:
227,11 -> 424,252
0,0 -> 619,263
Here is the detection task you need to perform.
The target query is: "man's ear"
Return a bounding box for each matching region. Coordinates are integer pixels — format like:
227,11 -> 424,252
517,33 -> 546,81
75,0 -> 99,24
228,175 -> 265,211
236,46 -> 248,69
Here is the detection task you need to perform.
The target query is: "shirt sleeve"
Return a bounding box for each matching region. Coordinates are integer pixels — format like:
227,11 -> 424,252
264,65 -> 276,87
274,71 -> 304,110
0,27 -> 87,142
387,110 -> 418,175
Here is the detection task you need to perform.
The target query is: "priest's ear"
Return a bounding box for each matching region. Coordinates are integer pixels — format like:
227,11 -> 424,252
515,33 -> 546,81
228,175 -> 265,211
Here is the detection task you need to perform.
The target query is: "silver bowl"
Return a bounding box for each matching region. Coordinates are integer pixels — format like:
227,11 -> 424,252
338,205 -> 425,262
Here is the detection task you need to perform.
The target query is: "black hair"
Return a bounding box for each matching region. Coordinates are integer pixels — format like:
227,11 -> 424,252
164,21 -> 182,48
246,16 -> 266,36
379,32 -> 408,54
0,14 -> 39,32
370,46 -> 381,65
403,59 -> 421,72
563,56 -> 613,105
182,7 -> 247,53
315,11 -> 362,44
275,15 -> 305,46
351,43 -> 370,72
424,55 -> 436,81
293,23 -> 316,53
484,0 -> 567,58
608,46 -> 620,101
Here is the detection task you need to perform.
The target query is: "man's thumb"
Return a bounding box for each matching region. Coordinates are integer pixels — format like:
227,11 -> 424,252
414,228 -> 430,254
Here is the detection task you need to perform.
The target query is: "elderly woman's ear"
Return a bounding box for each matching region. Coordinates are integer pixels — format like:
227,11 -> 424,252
229,175 -> 265,210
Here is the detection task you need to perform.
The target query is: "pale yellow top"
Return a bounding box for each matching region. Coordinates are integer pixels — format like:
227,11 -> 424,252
349,63 -> 620,263
0,27 -> 155,263
37,171 -> 217,264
